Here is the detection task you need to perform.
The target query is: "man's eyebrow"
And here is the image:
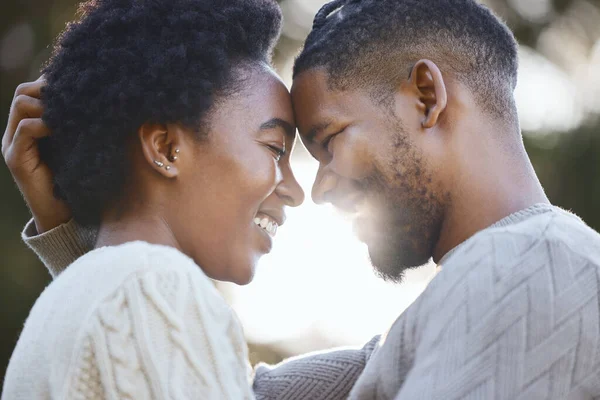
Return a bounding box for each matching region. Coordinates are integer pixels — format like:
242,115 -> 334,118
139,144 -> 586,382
305,121 -> 331,143
260,118 -> 296,138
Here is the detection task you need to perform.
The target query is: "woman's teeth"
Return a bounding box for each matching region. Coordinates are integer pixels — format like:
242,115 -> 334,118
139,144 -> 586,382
254,216 -> 278,237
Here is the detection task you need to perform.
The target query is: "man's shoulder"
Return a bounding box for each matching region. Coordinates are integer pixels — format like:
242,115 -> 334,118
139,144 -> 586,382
388,209 -> 600,399
445,206 -> 600,273
419,209 -> 598,321
421,207 -> 600,320
489,207 -> 599,270
536,207 -> 600,262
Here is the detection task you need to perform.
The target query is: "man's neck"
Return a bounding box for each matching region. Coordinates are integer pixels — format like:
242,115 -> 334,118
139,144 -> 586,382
433,138 -> 549,263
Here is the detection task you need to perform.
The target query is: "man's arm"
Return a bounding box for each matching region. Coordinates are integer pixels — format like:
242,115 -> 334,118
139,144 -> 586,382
22,218 -> 96,277
254,336 -> 380,400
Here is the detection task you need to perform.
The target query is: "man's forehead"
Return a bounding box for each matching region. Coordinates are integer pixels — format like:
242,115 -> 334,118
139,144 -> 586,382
292,71 -> 344,132
291,70 -> 331,105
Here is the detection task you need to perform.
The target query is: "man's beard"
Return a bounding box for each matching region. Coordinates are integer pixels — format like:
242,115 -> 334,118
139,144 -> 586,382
356,134 -> 445,283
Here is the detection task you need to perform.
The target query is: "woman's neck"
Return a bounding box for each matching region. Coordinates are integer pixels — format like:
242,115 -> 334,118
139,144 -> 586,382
95,211 -> 181,251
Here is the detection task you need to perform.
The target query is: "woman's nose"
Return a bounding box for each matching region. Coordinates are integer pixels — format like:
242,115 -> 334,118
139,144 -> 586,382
277,165 -> 305,207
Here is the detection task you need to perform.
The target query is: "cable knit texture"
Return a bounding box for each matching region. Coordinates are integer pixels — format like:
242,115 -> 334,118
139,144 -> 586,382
2,242 -> 255,399
14,204 -> 600,399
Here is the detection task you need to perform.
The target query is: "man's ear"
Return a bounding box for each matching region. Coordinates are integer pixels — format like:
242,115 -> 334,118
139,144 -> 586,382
408,59 -> 448,129
138,123 -> 181,177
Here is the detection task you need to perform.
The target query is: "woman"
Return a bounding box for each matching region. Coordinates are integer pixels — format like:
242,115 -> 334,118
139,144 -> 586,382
1,0 -> 319,398
2,0 -> 383,398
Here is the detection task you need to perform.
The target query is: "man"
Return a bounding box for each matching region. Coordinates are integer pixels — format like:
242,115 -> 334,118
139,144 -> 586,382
4,0 -> 600,399
289,0 -> 600,398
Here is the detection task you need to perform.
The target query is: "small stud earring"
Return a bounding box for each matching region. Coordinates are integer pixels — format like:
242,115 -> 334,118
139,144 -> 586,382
165,165 -> 171,171
153,160 -> 164,168
169,148 -> 179,162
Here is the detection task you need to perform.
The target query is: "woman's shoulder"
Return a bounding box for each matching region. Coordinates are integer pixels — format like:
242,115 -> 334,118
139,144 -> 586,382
94,241 -> 231,315
6,241 -> 248,399
24,240 -> 215,316
62,240 -> 214,289
52,241 -> 226,317
24,241 -> 229,354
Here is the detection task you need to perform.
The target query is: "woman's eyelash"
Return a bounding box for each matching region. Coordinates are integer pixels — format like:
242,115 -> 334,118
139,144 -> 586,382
267,144 -> 286,161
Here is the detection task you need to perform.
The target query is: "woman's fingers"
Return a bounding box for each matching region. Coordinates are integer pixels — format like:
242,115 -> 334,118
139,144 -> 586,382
1,77 -> 71,232
14,76 -> 45,98
13,94 -> 43,117
4,118 -> 51,174
12,117 -> 51,143
3,92 -> 44,156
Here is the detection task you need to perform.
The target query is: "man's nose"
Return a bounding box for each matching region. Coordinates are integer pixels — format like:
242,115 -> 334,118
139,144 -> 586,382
311,164 -> 337,205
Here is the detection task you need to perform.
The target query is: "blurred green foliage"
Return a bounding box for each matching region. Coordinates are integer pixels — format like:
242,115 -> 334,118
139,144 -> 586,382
1,0 -> 599,385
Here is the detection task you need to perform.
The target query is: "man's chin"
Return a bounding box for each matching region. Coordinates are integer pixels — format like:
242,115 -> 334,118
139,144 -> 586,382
366,241 -> 430,284
365,243 -> 404,283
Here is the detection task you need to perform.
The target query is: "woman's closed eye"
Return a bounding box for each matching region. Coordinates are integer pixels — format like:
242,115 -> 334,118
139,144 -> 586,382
267,144 -> 286,161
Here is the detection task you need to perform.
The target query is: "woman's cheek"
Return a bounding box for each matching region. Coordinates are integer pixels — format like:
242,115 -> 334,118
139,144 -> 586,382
241,153 -> 280,197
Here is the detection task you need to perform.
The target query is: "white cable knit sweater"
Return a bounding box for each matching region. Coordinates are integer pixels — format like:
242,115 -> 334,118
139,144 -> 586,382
2,241 -> 255,399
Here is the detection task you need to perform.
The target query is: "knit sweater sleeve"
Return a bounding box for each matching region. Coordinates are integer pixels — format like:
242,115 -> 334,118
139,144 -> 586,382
253,335 -> 381,400
62,264 -> 255,399
21,218 -> 96,277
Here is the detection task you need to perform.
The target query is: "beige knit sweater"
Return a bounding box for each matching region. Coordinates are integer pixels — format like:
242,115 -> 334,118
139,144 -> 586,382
6,204 -> 600,399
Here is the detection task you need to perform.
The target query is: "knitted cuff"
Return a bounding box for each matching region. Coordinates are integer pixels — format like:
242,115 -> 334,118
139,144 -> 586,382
22,218 -> 96,278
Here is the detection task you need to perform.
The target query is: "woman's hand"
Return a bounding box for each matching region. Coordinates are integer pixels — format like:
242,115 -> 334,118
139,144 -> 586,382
2,76 -> 71,233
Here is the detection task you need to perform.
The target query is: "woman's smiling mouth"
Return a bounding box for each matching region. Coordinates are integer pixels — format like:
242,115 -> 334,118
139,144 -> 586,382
253,212 -> 280,237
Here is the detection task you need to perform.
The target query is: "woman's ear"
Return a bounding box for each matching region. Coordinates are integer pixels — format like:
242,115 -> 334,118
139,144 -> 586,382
138,123 -> 181,177
408,59 -> 448,129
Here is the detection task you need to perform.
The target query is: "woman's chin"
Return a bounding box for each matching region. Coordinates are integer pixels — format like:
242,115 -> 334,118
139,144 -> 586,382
205,259 -> 257,286
187,246 -> 259,285
228,263 -> 257,286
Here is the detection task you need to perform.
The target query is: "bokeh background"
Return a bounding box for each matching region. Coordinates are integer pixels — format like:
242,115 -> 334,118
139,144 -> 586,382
1,0 -> 600,386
